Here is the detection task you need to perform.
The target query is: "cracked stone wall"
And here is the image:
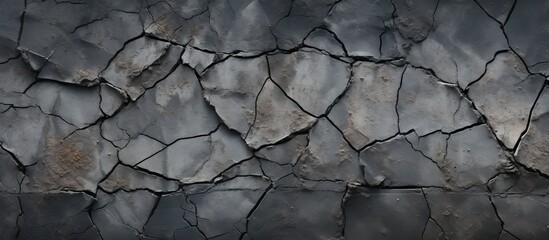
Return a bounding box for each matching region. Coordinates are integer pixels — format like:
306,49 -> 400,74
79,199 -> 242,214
1,0 -> 549,239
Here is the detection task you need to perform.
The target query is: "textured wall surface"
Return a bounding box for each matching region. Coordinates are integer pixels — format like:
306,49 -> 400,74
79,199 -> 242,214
1,0 -> 549,239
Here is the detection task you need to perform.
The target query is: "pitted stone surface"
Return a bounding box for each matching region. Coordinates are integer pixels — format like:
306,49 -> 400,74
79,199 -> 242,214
1,0 -> 549,239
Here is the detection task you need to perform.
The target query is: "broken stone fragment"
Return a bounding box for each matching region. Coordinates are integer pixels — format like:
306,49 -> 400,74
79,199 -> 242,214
92,190 -> 158,239
406,0 -> 508,86
99,164 -> 180,193
516,87 -> 549,175
182,45 -> 218,74
19,0 -> 143,85
324,0 -> 393,58
505,0 -> 549,75
343,188 -> 429,240
0,0 -> 24,62
248,186 -> 344,240
493,195 -> 549,240
469,52 -> 545,149
268,50 -> 350,116
255,134 -> 309,165
138,125 -> 252,183
201,56 -> 269,136
488,168 -> 549,195
220,158 -> 264,180
398,66 -> 478,136
303,28 -> 346,56
245,79 -> 316,149
0,57 -> 37,107
26,81 -> 103,128
101,37 -> 170,100
99,83 -> 126,116
18,192 -> 99,239
186,176 -> 270,238
118,135 -> 165,166
258,158 -> 293,181
360,134 -> 446,187
425,189 -> 502,239
21,125 -> 117,192
102,65 -> 220,146
392,0 -> 437,42
476,0 -> 515,24
143,192 -> 198,239
295,118 -> 363,183
328,61 -> 403,149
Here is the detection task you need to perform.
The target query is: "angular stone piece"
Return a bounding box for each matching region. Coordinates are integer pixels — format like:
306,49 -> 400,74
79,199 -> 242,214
245,79 -> 316,149
344,188 -> 429,240
398,67 -> 478,135
0,148 -> 23,193
516,87 -> 549,175
102,65 -> 220,145
143,193 -> 197,239
26,81 -> 103,128
182,45 -> 217,73
21,125 -> 118,192
19,0 -> 143,85
303,28 -> 346,56
505,0 -> 549,75
99,165 -> 180,192
201,56 -> 269,135
92,190 -> 157,239
295,118 -> 363,183
325,0 -> 394,58
407,0 -> 507,86
0,0 -> 24,62
18,192 -> 99,239
99,83 -> 126,116
392,0 -> 437,42
118,135 -> 165,166
101,37 -> 170,100
425,190 -> 502,239
255,134 -> 308,165
186,176 -> 270,238
477,0 -> 515,24
469,52 -> 545,148
493,195 -> 549,240
360,135 -> 446,187
328,62 -> 403,149
139,125 -> 252,183
269,50 -> 350,116
248,188 -> 344,240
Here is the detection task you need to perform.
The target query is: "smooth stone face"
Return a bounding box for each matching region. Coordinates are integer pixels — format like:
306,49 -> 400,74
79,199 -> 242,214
26,81 -> 103,128
343,188 -> 429,240
18,192 -> 99,239
118,135 -> 166,166
201,56 -> 269,135
92,190 -> 158,239
516,87 -> 549,175
21,125 -> 118,192
182,45 -> 217,73
360,135 -> 446,187
101,37 -> 170,100
328,62 -> 403,149
324,0 -> 393,58
268,50 -> 350,116
425,190 -> 502,240
19,0 -> 143,85
398,67 -> 478,136
138,125 -> 252,183
295,118 -> 363,183
0,0 -> 24,62
505,0 -> 549,75
0,147 -> 24,193
102,65 -> 220,145
245,79 -> 316,149
248,187 -> 344,240
0,194 -> 20,239
0,57 -> 39,107
493,195 -> 549,240
0,107 -> 76,166
99,84 -> 126,116
468,52 -> 545,149
407,0 -> 508,86
186,176 -> 270,238
392,0 -> 437,42
99,165 -> 180,192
